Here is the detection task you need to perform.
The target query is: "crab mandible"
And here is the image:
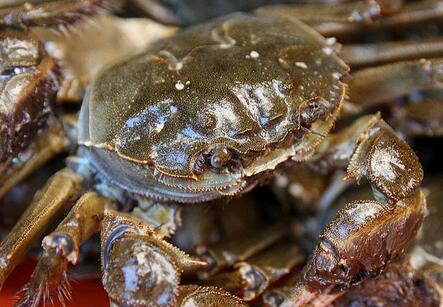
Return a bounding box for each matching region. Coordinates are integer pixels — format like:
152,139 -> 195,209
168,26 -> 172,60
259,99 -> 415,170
0,1 -> 429,306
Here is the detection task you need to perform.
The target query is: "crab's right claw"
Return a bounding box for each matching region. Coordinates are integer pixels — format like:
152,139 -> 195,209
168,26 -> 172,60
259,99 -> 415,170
286,118 -> 425,305
101,210 -> 207,307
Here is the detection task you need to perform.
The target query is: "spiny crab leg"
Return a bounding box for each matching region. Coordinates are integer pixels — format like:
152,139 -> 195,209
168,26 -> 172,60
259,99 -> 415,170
348,58 -> 443,108
284,116 -> 425,305
16,191 -> 114,307
101,209 -> 207,307
0,0 -> 123,29
0,168 -> 82,289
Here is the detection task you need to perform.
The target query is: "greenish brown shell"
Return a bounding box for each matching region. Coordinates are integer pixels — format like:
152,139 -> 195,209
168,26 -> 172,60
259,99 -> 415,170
79,12 -> 347,202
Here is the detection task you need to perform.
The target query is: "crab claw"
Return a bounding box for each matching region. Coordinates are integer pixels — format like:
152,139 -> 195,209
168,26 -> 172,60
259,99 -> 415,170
347,122 -> 423,203
101,210 -> 207,307
285,118 -> 426,305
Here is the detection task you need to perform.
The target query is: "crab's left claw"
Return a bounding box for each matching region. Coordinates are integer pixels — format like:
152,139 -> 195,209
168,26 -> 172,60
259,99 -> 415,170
285,116 -> 426,305
101,209 -> 207,307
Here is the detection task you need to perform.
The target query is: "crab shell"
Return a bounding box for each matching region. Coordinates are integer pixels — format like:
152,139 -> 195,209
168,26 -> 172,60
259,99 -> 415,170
78,12 -> 347,203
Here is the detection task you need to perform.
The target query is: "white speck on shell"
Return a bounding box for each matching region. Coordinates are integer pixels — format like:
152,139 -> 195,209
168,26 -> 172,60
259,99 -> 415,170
295,62 -> 308,69
175,81 -> 185,90
250,50 -> 260,58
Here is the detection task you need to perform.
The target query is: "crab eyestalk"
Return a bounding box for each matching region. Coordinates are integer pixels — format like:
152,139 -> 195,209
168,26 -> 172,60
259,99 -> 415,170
100,209 -> 207,307
285,116 -> 425,305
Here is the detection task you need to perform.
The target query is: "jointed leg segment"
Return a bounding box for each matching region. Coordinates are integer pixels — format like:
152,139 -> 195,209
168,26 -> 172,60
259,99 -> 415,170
0,0 -> 123,29
100,209 -> 207,306
0,168 -> 82,289
17,191 -> 113,306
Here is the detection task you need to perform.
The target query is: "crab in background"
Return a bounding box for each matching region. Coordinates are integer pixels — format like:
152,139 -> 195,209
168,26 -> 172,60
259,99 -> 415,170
0,0 -> 442,306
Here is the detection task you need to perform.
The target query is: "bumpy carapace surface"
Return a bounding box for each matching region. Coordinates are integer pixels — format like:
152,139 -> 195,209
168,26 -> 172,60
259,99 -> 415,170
79,12 -> 347,203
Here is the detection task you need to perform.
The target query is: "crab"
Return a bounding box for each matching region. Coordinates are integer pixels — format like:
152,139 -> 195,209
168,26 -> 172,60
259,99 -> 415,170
0,0 -> 440,306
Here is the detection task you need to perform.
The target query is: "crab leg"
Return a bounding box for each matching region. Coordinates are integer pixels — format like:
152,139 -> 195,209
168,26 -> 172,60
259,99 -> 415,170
0,122 -> 67,199
262,276 -> 298,307
256,0 -> 401,25
100,209 -> 207,306
0,0 -> 123,29
16,191 -> 113,306
196,222 -> 289,278
341,38 -> 443,67
390,90 -> 443,138
284,117 -> 425,305
203,239 -> 304,301
348,58 -> 443,107
314,0 -> 443,36
0,168 -> 82,289
258,0 -> 443,37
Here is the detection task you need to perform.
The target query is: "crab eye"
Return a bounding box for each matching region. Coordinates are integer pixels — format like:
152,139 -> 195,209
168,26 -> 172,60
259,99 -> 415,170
210,147 -> 231,169
193,146 -> 243,175
300,97 -> 331,126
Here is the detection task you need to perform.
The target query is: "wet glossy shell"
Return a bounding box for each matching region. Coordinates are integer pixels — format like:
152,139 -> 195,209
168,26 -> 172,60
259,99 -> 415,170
79,12 -> 346,187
